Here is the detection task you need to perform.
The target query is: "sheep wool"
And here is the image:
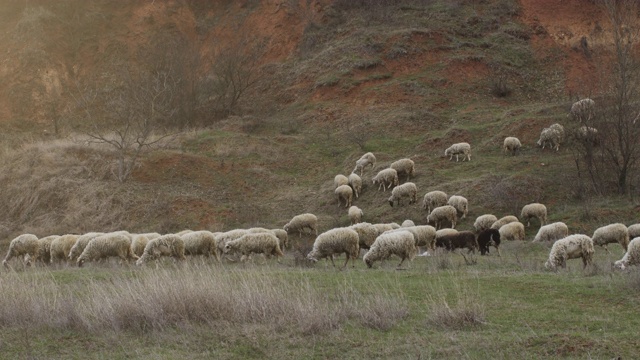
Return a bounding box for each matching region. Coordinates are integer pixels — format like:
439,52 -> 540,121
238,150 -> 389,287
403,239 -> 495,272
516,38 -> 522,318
372,168 -> 399,192
50,234 -> 80,264
3,234 -> 40,268
422,190 -> 448,214
68,232 -> 106,261
334,174 -> 349,189
131,233 -> 162,257
215,229 -> 250,255
474,214 -> 498,233
388,182 -> 418,207
224,232 -> 284,262
348,173 -> 362,199
570,98 -> 595,120
628,224 -> 640,239
246,228 -> 289,250
372,222 -> 401,235
444,142 -> 471,162
427,205 -> 458,230
363,230 -> 417,269
388,225 -> 436,250
353,152 -> 376,176
592,223 -> 630,251
545,234 -> 594,271
401,220 -> 415,228
503,137 -> 522,156
490,215 -> 519,229
533,222 -> 569,243
77,232 -> 138,267
348,206 -> 364,225
136,234 -> 186,265
182,230 -> 220,261
390,158 -> 415,180
447,195 -> 469,219
349,222 -> 380,249
614,237 -> 640,270
36,235 -> 60,265
335,184 -> 353,208
307,228 -> 360,269
283,213 -> 318,238
499,221 -> 525,241
520,203 -> 547,227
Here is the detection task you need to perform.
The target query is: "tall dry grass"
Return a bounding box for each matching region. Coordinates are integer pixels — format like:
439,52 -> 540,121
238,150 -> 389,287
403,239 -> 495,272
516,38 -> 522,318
0,264 -> 408,335
424,274 -> 486,330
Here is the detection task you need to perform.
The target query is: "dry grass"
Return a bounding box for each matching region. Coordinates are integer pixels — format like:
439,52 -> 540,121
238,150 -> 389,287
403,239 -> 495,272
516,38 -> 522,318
425,275 -> 486,330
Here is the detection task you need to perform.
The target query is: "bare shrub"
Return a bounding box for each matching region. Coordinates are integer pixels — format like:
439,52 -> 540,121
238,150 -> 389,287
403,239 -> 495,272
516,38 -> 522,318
490,75 -> 512,98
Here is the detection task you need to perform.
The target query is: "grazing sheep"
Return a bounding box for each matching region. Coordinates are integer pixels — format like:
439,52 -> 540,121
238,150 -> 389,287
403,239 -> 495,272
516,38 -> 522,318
545,234 -> 594,271
477,229 -> 501,256
388,182 -> 418,207
474,214 -> 498,233
520,203 -> 547,227
390,158 -> 415,180
427,205 -> 458,230
136,234 -> 186,265
363,231 -> 417,269
388,225 -> 437,250
614,237 -> 640,270
353,152 -> 376,176
36,235 -> 60,265
3,234 -> 40,268
435,228 -> 458,241
575,126 -> 599,145
334,174 -> 349,189
401,220 -> 415,227
335,184 -> 353,208
307,228 -> 360,269
436,231 -> 478,254
68,232 -> 106,261
447,195 -> 469,219
224,232 -> 284,262
283,213 -> 318,238
214,229 -> 250,256
50,234 -> 80,264
77,232 -> 138,267
349,222 -> 379,249
490,215 -> 519,229
246,228 -> 290,250
444,142 -> 471,162
372,168 -> 399,191
503,137 -> 522,156
628,224 -> 640,239
372,222 -> 401,235
537,127 -> 562,151
499,221 -> 525,241
348,173 -> 362,199
131,233 -> 162,258
570,98 -> 595,121
549,123 -> 565,142
533,222 -> 569,243
348,206 -> 364,225
182,230 -> 220,261
422,190 -> 448,214
592,223 -> 630,251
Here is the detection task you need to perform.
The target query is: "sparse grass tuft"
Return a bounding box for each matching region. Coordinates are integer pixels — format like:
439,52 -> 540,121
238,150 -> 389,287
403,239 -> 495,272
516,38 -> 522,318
425,276 -> 486,330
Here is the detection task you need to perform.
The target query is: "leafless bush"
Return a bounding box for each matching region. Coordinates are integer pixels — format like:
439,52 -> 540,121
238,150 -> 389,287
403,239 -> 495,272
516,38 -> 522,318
490,76 -> 512,98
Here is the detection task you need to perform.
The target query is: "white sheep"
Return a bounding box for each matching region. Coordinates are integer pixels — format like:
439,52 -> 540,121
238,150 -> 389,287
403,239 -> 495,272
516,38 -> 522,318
353,152 -> 376,176
181,230 -> 220,261
214,229 -> 250,257
444,142 -> 471,162
503,137 -> 521,156
533,222 -> 569,243
447,195 -> 468,219
224,232 -> 284,262
36,235 -> 61,265
628,224 -> 640,239
520,203 -> 547,227
348,206 -> 364,225
422,190 -> 448,214
307,228 -> 360,269
130,233 -> 162,258
575,126 -> 599,145
592,223 -> 630,251
427,205 -> 458,230
68,232 -> 106,261
388,182 -> 418,207
363,230 -> 417,269
614,237 -> 640,270
549,123 -> 565,142
334,174 -> 349,189
77,232 -> 138,267
3,234 -> 40,268
537,127 -> 562,151
498,221 -> 525,241
176,229 -> 194,236
372,168 -> 399,191
388,225 -> 437,250
283,213 -> 318,237
335,184 -> 353,208
390,158 -> 415,180
247,228 -> 289,250
570,98 -> 595,121
435,228 -> 458,244
50,234 -> 80,264
348,172 -> 362,199
401,220 -> 415,227
490,215 -> 519,229
474,214 -> 498,233
372,222 -> 401,235
136,234 -> 186,265
349,222 -> 379,249
545,234 -> 594,271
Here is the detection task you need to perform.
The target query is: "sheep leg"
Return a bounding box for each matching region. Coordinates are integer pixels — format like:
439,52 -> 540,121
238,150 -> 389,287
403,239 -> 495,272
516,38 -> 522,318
341,253 -> 350,270
329,256 -> 337,268
397,257 -> 406,269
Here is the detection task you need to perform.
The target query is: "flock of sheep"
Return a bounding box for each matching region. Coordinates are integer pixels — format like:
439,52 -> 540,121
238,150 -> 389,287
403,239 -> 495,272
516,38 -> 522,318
3,98 -> 638,272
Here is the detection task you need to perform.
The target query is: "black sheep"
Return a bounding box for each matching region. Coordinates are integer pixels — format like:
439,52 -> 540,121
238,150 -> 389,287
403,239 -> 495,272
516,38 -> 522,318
435,231 -> 478,254
477,228 -> 501,256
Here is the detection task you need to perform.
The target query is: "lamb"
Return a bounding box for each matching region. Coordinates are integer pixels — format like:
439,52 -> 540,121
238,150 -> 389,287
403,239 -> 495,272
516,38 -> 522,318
533,222 -> 569,243
503,137 -> 522,156
224,232 -> 284,262
306,228 -> 360,269
628,224 -> 640,239
347,172 -> 362,199
520,203 -> 547,227
353,152 -> 376,176
444,142 -> 471,162
422,190 -> 448,214
490,215 -> 519,229
435,231 -> 478,254
614,237 -> 640,270
77,232 -> 138,267
334,174 -> 349,189
182,230 -> 220,261
348,206 -> 364,225
372,168 -> 399,191
426,205 -> 458,230
335,184 -> 353,208
49,234 -> 80,264
570,98 -> 595,121
545,234 -> 594,271
3,234 -> 40,268
349,222 -> 379,249
136,234 -> 186,265
447,195 -> 468,219
130,233 -> 162,257
283,213 -> 318,238
498,221 -> 525,241
68,232 -> 106,261
388,182 -> 418,207
537,127 -> 562,151
477,229 -> 501,256
363,231 -> 417,269
390,158 -> 415,180
591,223 -> 630,251
474,214 -> 498,233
